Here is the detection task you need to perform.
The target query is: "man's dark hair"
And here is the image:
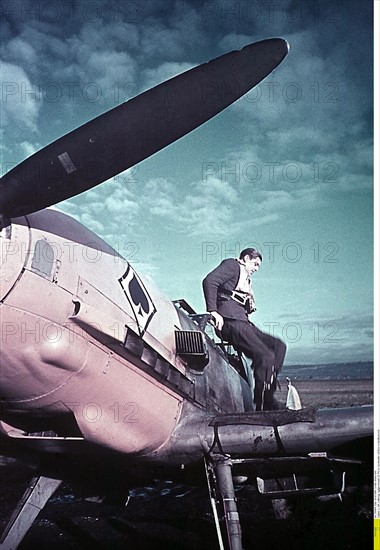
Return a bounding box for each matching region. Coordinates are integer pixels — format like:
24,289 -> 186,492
239,247 -> 262,262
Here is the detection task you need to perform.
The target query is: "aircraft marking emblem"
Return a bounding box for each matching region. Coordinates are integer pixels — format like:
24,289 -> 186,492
119,266 -> 157,335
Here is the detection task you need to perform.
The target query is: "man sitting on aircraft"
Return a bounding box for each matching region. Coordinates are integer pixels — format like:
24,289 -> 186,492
203,247 -> 286,411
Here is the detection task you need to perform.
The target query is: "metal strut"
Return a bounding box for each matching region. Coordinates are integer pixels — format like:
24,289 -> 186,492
0,475 -> 62,550
205,455 -> 243,550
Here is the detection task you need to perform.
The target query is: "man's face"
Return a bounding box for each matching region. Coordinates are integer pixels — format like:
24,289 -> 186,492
243,255 -> 262,275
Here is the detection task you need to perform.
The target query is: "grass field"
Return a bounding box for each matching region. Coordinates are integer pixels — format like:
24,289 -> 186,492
276,378 -> 373,409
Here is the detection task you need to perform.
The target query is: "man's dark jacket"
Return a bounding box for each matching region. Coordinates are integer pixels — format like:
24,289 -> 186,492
202,258 -> 249,321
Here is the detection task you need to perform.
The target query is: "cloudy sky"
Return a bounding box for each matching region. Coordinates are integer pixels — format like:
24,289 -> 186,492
0,0 -> 374,365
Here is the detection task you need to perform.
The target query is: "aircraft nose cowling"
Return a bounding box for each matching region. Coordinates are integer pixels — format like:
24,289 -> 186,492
0,218 -> 30,301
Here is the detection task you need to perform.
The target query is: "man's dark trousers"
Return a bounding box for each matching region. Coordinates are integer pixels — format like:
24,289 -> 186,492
221,320 -> 286,410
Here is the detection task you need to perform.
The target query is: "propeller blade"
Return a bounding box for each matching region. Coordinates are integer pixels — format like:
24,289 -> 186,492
0,38 -> 289,220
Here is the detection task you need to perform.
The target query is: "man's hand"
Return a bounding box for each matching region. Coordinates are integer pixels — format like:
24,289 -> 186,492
210,311 -> 224,330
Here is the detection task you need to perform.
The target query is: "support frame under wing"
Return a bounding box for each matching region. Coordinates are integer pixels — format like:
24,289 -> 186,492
0,475 -> 62,549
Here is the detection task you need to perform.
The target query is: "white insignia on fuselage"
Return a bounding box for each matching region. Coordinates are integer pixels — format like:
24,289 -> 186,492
119,266 -> 156,335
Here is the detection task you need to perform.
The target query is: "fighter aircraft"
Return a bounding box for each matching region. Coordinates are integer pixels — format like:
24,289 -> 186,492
0,39 -> 373,549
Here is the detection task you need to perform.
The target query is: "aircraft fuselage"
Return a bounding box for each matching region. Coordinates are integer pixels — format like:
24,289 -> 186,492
0,209 -> 252,458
